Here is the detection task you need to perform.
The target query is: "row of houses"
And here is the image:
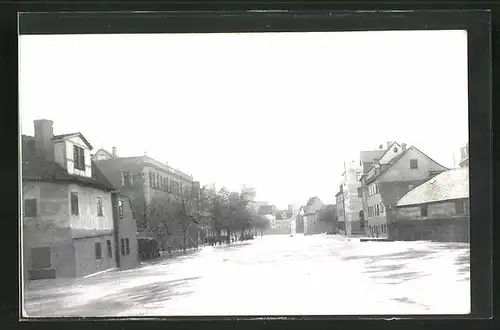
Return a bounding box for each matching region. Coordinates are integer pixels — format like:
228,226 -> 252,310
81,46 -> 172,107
21,119 -> 203,280
335,141 -> 469,242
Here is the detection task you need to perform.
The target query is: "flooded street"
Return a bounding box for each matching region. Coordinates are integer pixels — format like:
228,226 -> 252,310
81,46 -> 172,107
23,234 -> 470,317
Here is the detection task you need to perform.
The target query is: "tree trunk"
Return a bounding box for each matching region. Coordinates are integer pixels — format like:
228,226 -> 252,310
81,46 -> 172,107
182,229 -> 187,252
240,228 -> 245,240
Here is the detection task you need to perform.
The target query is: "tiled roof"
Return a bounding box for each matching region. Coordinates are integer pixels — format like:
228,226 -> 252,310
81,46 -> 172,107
22,135 -> 116,191
52,132 -> 93,150
365,149 -> 409,184
396,167 -> 469,207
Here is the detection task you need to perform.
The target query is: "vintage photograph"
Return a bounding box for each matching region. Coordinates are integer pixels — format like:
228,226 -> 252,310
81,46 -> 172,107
19,30 -> 470,317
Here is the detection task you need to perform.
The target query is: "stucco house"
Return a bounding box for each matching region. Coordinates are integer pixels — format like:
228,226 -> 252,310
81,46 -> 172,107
302,197 -> 329,235
359,143 -> 448,238
390,167 -> 469,242
22,119 -> 118,280
335,160 -> 364,236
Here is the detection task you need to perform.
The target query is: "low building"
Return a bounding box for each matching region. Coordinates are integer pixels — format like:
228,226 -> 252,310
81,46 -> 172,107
22,119 -> 118,280
390,167 -> 469,242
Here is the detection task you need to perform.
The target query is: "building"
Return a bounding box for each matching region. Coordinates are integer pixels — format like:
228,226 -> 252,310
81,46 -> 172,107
94,149 -> 200,254
302,197 -> 329,235
93,147 -> 119,161
22,119 -> 119,280
359,143 -> 448,238
114,194 -> 140,269
336,160 -> 364,235
241,184 -> 257,201
390,167 -> 469,242
335,188 -> 346,233
459,142 -> 469,167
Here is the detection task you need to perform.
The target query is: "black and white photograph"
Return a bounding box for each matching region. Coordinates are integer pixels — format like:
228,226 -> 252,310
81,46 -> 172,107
19,17 -> 473,318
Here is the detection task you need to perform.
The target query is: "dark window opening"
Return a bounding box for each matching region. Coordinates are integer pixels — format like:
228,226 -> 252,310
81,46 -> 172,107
122,172 -> 132,187
24,199 -> 37,217
357,187 -> 363,197
95,242 -> 102,260
97,197 -> 103,216
121,238 -> 125,255
455,200 -> 465,215
126,238 -> 130,255
31,247 -> 51,269
107,240 -> 112,258
421,205 -> 429,217
410,159 -> 418,169
73,145 -> 86,171
71,192 -> 79,215
394,147 -> 398,153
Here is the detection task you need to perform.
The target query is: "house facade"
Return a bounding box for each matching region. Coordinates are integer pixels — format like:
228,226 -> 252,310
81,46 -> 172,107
359,144 -> 448,238
94,152 -> 200,253
390,167 -> 469,242
337,160 -> 364,235
302,197 -> 329,235
335,188 -> 346,233
114,194 -> 140,269
22,119 -> 119,280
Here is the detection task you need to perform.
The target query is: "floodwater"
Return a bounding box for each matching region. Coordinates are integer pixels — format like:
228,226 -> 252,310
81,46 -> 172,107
23,234 -> 470,317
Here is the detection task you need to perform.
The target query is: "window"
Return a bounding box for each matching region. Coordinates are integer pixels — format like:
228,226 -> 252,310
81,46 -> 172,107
24,199 -> 37,217
118,200 -> 124,219
96,197 -> 103,216
394,147 -> 398,153
149,172 -> 153,188
375,204 -> 380,216
357,187 -> 363,197
410,159 -> 418,169
95,242 -> 102,260
166,177 -> 170,192
156,174 -> 160,189
380,202 -> 384,213
375,184 -> 379,194
73,145 -> 86,171
125,238 -> 130,255
121,238 -> 125,255
122,172 -> 132,187
71,192 -> 79,215
107,240 -> 113,258
152,173 -> 156,188
31,247 -> 51,269
455,200 -> 465,214
421,205 -> 428,217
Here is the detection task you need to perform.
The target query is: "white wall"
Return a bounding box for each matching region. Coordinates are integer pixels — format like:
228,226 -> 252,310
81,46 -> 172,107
68,184 -> 113,230
65,136 -> 92,178
380,147 -> 447,182
379,143 -> 403,164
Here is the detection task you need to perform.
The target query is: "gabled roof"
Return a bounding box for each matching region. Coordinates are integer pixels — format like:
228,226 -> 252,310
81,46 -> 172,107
360,149 -> 386,163
396,167 -> 469,207
93,148 -> 117,160
377,141 -> 402,164
22,135 -> 115,191
364,146 -> 448,185
52,132 -> 93,150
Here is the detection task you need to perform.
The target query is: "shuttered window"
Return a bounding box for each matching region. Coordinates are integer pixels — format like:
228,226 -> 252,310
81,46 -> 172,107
95,242 -> 102,260
73,145 -> 85,171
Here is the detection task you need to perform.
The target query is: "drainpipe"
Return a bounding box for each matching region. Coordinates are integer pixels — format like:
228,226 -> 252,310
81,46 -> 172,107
111,190 -> 121,268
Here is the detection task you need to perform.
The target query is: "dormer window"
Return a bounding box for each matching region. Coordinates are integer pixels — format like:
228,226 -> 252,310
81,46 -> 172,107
393,147 -> 398,153
73,145 -> 85,171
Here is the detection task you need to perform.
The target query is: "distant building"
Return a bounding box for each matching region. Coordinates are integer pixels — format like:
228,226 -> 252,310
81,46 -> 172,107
302,197 -> 329,235
241,184 -> 257,201
335,188 -> 346,233
92,147 -> 119,161
94,151 -> 201,254
459,142 -> 469,167
22,119 -> 122,280
359,143 -> 448,238
335,160 -> 364,235
115,195 -> 140,269
390,167 -> 469,242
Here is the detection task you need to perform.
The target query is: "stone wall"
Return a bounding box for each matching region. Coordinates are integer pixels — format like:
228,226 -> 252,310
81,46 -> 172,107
388,216 -> 469,242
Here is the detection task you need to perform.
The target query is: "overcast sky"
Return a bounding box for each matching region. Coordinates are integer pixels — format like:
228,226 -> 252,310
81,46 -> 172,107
19,31 -> 468,209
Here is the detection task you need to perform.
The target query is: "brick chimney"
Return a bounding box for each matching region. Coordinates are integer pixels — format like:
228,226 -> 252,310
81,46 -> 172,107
402,143 -> 407,151
34,119 -> 54,162
112,146 -> 118,157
